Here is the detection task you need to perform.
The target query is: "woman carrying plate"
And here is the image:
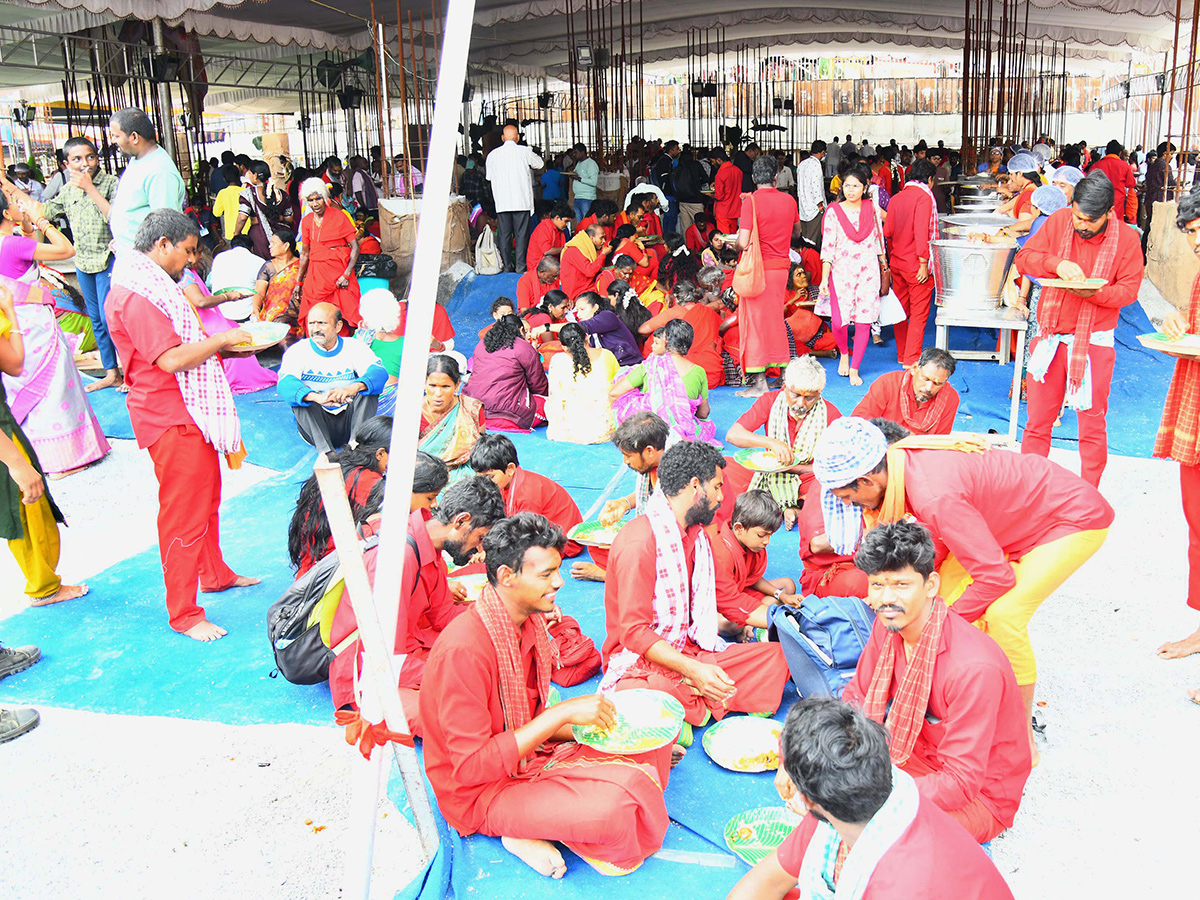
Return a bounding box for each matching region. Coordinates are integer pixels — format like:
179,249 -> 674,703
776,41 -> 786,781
421,354 -> 485,484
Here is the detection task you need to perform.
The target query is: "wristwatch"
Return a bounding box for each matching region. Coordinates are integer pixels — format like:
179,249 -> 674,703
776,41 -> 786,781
773,587 -> 785,601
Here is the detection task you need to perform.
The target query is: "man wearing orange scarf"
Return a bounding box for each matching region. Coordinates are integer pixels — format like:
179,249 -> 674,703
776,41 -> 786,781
852,349 -> 959,435
559,224 -> 612,301
843,522 -> 1030,843
1014,171 -> 1144,487
814,417 -> 1113,765
421,513 -> 672,879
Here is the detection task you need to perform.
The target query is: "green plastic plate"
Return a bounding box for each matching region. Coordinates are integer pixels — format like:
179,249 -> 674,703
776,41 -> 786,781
724,807 -> 804,866
573,689 -> 684,753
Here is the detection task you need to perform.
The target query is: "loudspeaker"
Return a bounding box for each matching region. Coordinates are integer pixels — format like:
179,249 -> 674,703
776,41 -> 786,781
462,83 -> 475,102
772,97 -> 783,110
537,91 -> 553,109
703,83 -> 718,98
142,52 -> 179,84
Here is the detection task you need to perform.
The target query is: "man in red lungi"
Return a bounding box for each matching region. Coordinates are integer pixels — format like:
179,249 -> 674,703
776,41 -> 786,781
602,441 -> 790,727
525,203 -> 571,273
852,348 -> 959,435
883,159 -> 939,366
107,209 -> 259,641
733,156 -> 800,398
422,512 -> 672,878
1014,170 -> 1144,487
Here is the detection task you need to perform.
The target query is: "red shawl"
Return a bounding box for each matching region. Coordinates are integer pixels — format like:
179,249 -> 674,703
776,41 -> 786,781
1155,273 -> 1200,467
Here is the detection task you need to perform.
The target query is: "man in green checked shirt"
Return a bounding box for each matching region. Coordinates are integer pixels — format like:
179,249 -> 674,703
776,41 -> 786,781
41,137 -> 122,392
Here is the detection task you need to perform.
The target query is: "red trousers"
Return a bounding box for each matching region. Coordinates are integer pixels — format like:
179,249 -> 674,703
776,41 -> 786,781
902,754 -> 1006,843
1182,464 -> 1200,611
800,561 -> 869,599
147,425 -> 238,632
1022,342 -> 1116,487
891,267 -> 934,366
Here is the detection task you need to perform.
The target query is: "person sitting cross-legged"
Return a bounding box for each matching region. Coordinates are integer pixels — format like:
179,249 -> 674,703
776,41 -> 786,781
277,302 -> 388,454
421,512 -> 673,879
469,433 -> 584,557
713,489 -> 799,637
726,698 -> 1015,900
851,348 -> 960,436
842,521 -> 1032,843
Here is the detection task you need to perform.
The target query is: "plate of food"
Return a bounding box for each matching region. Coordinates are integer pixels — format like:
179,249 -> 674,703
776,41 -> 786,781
1037,277 -> 1107,290
572,689 -> 685,754
702,715 -> 783,772
733,447 -> 791,473
449,572 -> 488,603
1137,332 -> 1200,357
567,519 -> 625,548
724,807 -> 804,866
229,320 -> 290,351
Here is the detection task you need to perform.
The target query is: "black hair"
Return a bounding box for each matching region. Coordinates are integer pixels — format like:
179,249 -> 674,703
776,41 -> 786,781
63,136 -> 97,157
915,346 -> 956,376
234,153 -> 253,168
611,411 -> 669,454
656,440 -> 726,498
854,519 -> 937,579
662,317 -> 694,355
286,415 -> 393,570
559,322 -> 593,376
434,474 -> 505,528
221,163 -> 240,184
591,198 -> 619,218
1177,185 -> 1200,230
576,290 -> 608,313
752,155 -> 778,185
490,296 -> 516,316
608,279 -> 651,346
731,489 -> 784,533
788,261 -> 810,291
906,158 -> 937,184
811,139 -> 828,154
614,223 -> 638,242
230,234 -> 255,251
612,254 -> 636,270
413,450 -> 449,495
469,433 -> 520,473
660,239 -> 700,288
248,160 -> 272,184
625,193 -> 645,214
482,511 -> 566,587
483,313 -> 525,353
842,161 -> 873,191
780,699 -> 893,825
110,107 -> 156,141
1073,171 -> 1115,219
527,289 -> 569,320
271,225 -> 298,256
549,202 -> 574,221
869,418 -> 912,445
427,353 -> 462,384
132,208 -> 200,252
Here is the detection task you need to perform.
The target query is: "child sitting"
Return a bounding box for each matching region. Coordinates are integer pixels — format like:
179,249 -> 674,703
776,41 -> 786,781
477,296 -> 515,342
713,490 -> 800,639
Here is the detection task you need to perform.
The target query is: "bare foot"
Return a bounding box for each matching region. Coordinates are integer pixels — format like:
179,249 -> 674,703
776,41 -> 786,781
782,508 -> 798,531
117,380 -> 131,394
570,562 -> 606,583
1187,688 -> 1200,705
1157,627 -> 1200,660
838,355 -> 850,377
49,464 -> 92,481
1029,736 -> 1041,768
502,837 -> 566,879
871,332 -> 884,345
849,368 -> 863,387
183,620 -> 228,642
201,574 -> 261,593
84,371 -> 121,393
29,583 -> 89,607
671,743 -> 687,767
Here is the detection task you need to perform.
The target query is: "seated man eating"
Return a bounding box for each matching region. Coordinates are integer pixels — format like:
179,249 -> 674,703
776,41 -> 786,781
602,440 -> 790,727
421,512 -> 673,879
278,302 -> 388,453
727,698 -> 1014,899
469,433 -> 584,557
843,521 -> 1031,843
852,347 -> 960,435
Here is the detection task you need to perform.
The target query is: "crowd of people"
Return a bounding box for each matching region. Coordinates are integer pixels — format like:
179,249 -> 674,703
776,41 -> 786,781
1,109 -> 1198,900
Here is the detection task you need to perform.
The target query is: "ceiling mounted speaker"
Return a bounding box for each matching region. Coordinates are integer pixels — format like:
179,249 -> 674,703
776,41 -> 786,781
537,91 -> 553,108
691,81 -> 706,98
316,59 -> 343,89
703,83 -> 718,98
462,83 -> 475,102
772,97 -> 783,110
594,47 -> 610,69
783,99 -> 794,111
337,87 -> 364,110
142,52 -> 180,84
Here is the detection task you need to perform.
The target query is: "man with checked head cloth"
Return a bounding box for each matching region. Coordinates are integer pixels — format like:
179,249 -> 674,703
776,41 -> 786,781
813,417 -> 1113,767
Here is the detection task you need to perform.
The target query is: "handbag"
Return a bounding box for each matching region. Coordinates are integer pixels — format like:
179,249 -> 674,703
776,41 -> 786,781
731,195 -> 767,298
870,190 -> 892,297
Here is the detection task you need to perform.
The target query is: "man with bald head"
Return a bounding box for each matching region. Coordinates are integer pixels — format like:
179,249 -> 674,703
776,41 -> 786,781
487,124 -> 544,272
277,302 -> 388,453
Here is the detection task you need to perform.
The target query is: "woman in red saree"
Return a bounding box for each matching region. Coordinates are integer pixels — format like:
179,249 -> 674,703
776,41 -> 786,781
297,177 -> 361,332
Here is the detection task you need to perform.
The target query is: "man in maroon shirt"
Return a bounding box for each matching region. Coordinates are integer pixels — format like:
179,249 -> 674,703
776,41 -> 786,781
728,698 -> 1015,899
1086,139 -> 1138,223
107,209 -> 259,642
883,159 -> 939,366
1014,171 -> 1144,487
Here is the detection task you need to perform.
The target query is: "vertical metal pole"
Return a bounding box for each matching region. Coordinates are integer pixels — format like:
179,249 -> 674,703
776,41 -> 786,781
151,19 -> 178,165
397,3 -> 413,169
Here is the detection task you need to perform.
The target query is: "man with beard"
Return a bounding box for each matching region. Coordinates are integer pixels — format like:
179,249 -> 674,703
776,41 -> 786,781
601,440 -> 790,727
107,107 -> 186,254
841,521 -> 1031,843
327,475 -> 506,729
852,348 -> 959,435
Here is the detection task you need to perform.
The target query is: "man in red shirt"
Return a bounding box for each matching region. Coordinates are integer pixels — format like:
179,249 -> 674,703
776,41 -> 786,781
728,698 -> 1015,899
1087,139 -> 1138,222
516,255 -> 560,311
524,203 -> 570,273
844,521 -> 1031,842
815,417 -> 1113,765
421,513 -> 672,879
712,147 -> 743,233
575,198 -> 618,246
106,209 -> 259,642
327,475 -> 505,732
469,434 -> 583,557
883,159 -> 939,366
602,441 -> 790,726
1014,171 -> 1144,486
852,348 -> 959,435
559,224 -> 611,301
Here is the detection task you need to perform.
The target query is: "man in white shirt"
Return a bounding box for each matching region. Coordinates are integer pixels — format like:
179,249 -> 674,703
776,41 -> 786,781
797,140 -> 828,247
486,125 -> 544,273
774,151 -> 796,193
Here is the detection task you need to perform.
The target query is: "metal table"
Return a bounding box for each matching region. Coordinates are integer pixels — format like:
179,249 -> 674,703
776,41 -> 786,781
934,303 -> 1029,442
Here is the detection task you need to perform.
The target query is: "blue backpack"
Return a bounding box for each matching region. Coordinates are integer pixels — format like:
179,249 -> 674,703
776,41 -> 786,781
767,595 -> 876,698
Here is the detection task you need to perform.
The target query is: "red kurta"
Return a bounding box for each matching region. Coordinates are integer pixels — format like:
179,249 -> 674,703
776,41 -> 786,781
899,448 -> 1114,621
614,237 -> 659,295
797,480 -> 868,598
398,301 -> 455,346
883,185 -> 938,365
577,213 -> 615,245
738,188 -> 798,371
525,218 -> 566,273
1088,155 -> 1138,221
504,468 -> 584,557
419,606 -> 671,868
559,244 -> 607,301
640,303 -> 725,387
602,515 -> 790,725
300,210 -> 361,328
713,521 -> 769,626
593,268 -> 617,297
852,370 -> 959,435
714,161 -> 743,232
776,798 -> 1015,899
843,609 -> 1032,836
516,271 -> 559,312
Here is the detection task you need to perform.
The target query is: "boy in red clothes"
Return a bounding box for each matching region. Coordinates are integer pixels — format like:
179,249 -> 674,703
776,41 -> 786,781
714,490 -> 799,636
469,434 -> 584,557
